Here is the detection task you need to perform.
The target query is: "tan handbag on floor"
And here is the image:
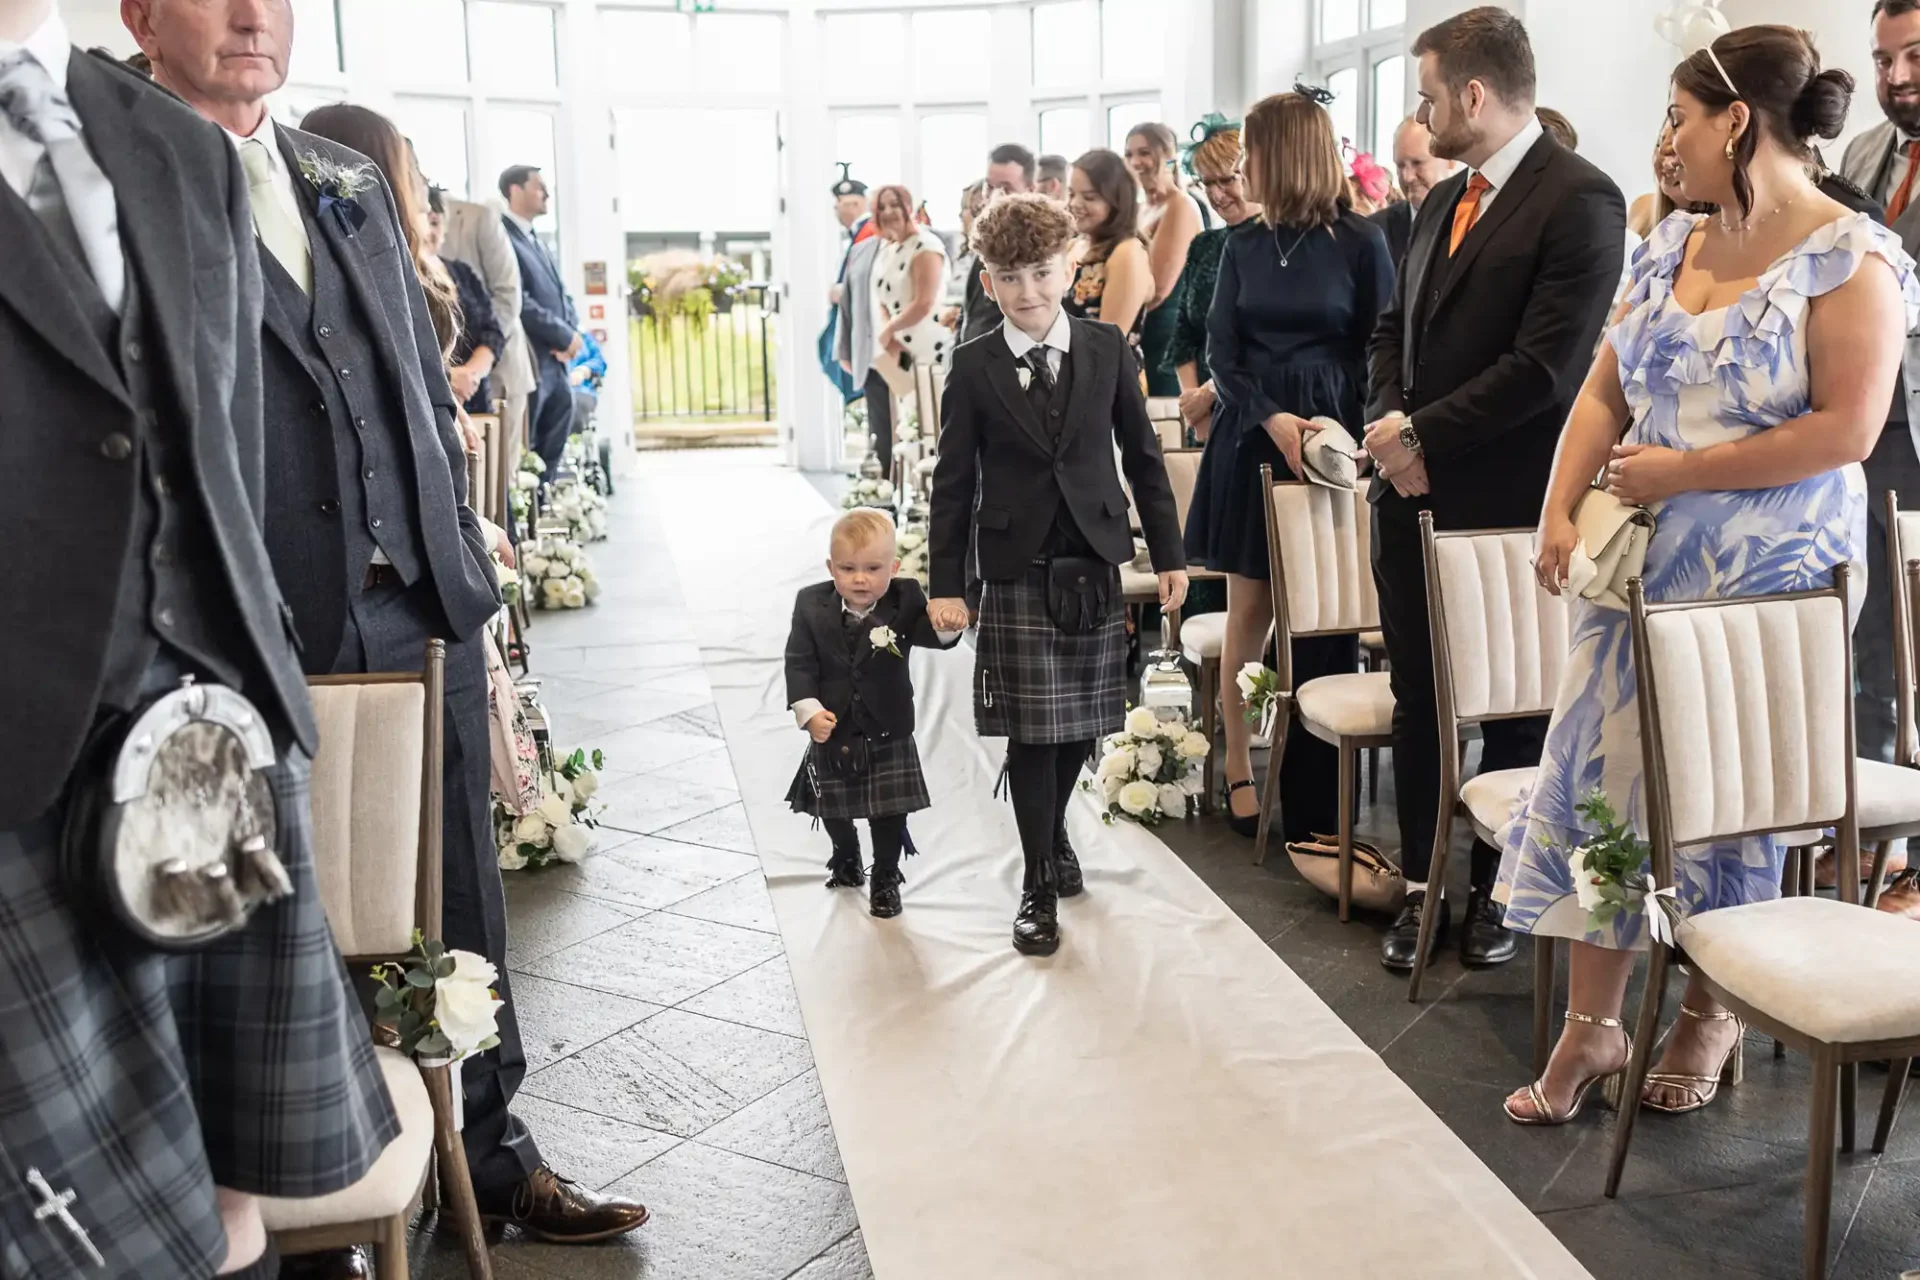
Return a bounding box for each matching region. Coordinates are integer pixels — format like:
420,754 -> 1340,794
1568,486 -> 1655,611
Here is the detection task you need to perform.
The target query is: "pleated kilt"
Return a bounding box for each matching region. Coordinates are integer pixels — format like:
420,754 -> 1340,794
786,736 -> 931,821
974,563 -> 1128,744
0,751 -> 400,1280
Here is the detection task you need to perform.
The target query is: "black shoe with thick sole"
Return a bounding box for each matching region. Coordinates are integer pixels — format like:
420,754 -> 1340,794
1013,888 -> 1060,955
1460,888 -> 1517,966
869,873 -> 902,918
1380,889 -> 1451,972
824,847 -> 865,889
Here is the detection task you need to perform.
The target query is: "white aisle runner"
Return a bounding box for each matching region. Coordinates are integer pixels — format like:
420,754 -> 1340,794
646,451 -> 1588,1279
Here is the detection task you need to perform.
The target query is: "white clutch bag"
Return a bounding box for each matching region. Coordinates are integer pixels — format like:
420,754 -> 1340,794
1301,417 -> 1359,490
1569,487 -> 1655,611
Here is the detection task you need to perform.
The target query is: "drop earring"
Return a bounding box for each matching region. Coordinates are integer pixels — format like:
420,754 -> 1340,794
1725,134 -> 1737,161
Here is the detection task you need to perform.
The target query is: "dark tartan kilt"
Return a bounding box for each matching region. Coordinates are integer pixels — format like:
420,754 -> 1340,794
0,751 -> 401,1280
974,563 -> 1128,744
785,735 -> 931,820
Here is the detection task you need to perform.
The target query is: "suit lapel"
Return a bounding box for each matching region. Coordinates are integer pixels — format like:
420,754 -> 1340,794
1403,171 -> 1460,358
508,218 -> 563,294
984,338 -> 1053,454
1433,136 -> 1554,316
0,184 -> 129,401
1058,320 -> 1096,454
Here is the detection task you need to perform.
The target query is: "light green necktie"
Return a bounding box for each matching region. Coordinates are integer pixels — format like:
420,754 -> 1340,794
241,138 -> 312,294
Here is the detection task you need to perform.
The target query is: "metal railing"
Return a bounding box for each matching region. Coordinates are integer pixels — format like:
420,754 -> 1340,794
628,283 -> 777,422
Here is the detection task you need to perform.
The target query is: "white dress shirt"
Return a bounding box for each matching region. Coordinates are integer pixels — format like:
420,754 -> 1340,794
221,112 -> 310,255
0,6 -> 70,199
1882,130 -> 1920,207
1001,306 -> 1071,379
505,208 -> 536,238
1470,114 -> 1544,217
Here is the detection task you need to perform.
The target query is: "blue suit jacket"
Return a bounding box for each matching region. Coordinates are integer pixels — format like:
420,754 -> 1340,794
503,216 -> 577,365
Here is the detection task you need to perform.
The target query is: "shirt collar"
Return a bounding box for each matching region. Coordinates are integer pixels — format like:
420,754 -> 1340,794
840,596 -> 875,621
1002,307 -> 1071,361
219,111 -> 282,172
1475,115 -> 1544,194
506,209 -> 535,236
0,6 -> 70,88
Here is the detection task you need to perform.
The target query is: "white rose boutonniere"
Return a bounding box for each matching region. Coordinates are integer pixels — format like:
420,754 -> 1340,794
869,625 -> 901,657
1016,366 -> 1033,391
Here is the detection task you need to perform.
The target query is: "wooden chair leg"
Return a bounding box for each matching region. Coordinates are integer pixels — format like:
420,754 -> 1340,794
375,1211 -> 410,1279
1367,746 -> 1379,804
1803,1045 -> 1840,1280
1532,936 -> 1557,1079
1841,1062 -> 1858,1154
1252,706 -> 1291,869
1872,1058 -> 1911,1154
422,1149 -> 438,1213
1406,808 -> 1454,1003
422,1065 -> 494,1280
1336,744 -> 1356,923
1802,844 -> 1818,897
1201,659 -> 1218,817
1865,840 -> 1896,909
1606,942 -> 1673,1198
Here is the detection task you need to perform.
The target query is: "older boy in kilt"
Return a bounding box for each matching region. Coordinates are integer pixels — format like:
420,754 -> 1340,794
929,194 -> 1188,956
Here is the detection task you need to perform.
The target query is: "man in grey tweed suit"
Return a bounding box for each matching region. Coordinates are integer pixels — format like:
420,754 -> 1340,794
1839,0 -> 1920,777
0,2 -> 397,1275
128,0 -> 648,1266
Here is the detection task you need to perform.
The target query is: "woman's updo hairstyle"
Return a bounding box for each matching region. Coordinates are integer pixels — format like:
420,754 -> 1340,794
1671,24 -> 1852,219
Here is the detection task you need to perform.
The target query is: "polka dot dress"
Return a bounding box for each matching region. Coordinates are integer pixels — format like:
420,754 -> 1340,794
872,227 -> 953,370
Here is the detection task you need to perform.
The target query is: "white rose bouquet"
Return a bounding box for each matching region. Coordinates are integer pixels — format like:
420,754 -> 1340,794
1083,707 -> 1210,826
518,533 -> 600,610
547,477 -> 610,544
896,525 -> 929,589
1551,789 -> 1681,939
495,746 -> 606,870
842,476 -> 896,511
372,930 -> 503,1063
1236,662 -> 1282,733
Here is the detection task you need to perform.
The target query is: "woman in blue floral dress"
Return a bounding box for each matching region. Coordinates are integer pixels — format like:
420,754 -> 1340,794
1497,28 -> 1920,1126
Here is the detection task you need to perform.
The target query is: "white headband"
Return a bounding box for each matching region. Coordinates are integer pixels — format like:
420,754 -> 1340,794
1704,44 -> 1741,100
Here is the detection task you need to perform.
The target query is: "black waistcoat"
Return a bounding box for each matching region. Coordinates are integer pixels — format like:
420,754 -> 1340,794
1027,349 -> 1094,559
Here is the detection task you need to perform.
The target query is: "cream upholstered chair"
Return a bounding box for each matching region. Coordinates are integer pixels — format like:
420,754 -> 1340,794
1248,469 -> 1392,907
262,644 -> 494,1280
466,412 -> 500,527
912,359 -> 944,450
1144,396 -> 1184,452
1854,491 -> 1920,903
1607,568 -> 1920,1280
1407,520 -> 1573,1073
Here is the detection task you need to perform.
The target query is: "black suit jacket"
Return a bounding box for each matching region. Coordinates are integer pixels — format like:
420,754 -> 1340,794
957,255 -> 1001,347
504,217 -> 577,382
929,317 -> 1184,598
0,52 -> 317,825
261,126 -> 500,657
1368,200 -> 1415,271
1367,135 -> 1627,529
785,579 -> 950,741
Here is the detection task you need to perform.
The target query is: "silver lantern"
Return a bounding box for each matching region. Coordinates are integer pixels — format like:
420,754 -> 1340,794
1138,616 -> 1193,722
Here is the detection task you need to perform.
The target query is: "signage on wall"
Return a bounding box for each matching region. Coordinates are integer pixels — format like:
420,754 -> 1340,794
590,329 -> 609,343
583,262 -> 609,296
589,304 -> 605,320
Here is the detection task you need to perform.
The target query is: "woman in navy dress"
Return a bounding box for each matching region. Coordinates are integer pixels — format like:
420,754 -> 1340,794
1184,92 -> 1395,841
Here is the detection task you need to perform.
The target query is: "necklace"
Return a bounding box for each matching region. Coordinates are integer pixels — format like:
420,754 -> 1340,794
1718,195 -> 1797,235
1272,225 -> 1313,267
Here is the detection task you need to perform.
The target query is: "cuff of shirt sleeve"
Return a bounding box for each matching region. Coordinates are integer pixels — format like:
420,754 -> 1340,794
792,698 -> 826,729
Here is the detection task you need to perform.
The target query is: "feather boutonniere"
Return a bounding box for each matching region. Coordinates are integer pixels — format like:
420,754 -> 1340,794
296,152 -> 376,237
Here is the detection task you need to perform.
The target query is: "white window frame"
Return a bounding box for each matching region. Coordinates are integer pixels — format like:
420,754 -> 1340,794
1309,0 -> 1406,163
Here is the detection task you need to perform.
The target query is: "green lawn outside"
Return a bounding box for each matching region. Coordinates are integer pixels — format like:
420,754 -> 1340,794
628,303 -> 780,422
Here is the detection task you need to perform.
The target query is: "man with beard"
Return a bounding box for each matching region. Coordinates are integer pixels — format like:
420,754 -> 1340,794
1369,115 -> 1464,268
1839,0 -> 1920,786
1363,6 -> 1625,977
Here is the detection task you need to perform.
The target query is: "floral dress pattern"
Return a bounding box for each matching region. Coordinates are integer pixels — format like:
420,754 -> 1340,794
1495,211 -> 1920,949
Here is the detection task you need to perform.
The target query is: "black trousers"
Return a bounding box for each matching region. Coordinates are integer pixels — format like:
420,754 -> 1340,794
864,367 -> 894,461
334,578 -> 541,1195
528,365 -> 575,479
1279,634 -> 1361,844
1858,425 -> 1920,764
1372,501 -> 1546,887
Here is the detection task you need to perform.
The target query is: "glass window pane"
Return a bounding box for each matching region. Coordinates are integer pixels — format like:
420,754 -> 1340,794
1101,0 -> 1160,82
1370,0 -> 1406,28
394,99 -> 470,201
1032,1 -> 1096,91
602,10 -> 690,94
919,113 -> 988,230
1372,56 -> 1405,163
617,108 -> 778,232
823,14 -> 904,100
1320,0 -> 1360,43
1326,67 -> 1358,152
472,2 -> 556,92
1039,106 -> 1089,162
697,14 -> 785,93
485,108 -> 558,247
384,0 -> 467,87
834,115 -> 901,198
912,10 -> 990,101
288,0 -> 342,81
1108,100 -> 1159,153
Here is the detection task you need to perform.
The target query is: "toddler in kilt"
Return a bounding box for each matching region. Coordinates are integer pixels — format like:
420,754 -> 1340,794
929,193 -> 1188,956
786,509 -> 961,917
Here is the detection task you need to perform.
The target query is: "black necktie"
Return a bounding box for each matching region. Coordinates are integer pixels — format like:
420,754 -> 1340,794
1023,347 -> 1056,423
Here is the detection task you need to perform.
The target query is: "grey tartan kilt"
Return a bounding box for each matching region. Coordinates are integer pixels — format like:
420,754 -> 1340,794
785,735 -> 931,820
974,563 -> 1128,744
0,750 -> 400,1280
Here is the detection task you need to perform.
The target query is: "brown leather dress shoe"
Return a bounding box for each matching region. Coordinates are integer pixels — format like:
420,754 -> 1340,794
475,1164 -> 649,1243
277,1246 -> 372,1279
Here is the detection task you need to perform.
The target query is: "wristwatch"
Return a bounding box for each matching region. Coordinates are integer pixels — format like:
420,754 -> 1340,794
1398,417 -> 1423,455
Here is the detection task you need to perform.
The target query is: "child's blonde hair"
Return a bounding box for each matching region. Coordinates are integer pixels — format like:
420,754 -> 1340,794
830,508 -> 897,557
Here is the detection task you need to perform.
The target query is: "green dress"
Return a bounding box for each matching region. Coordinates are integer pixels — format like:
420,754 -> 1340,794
1166,226 -> 1229,391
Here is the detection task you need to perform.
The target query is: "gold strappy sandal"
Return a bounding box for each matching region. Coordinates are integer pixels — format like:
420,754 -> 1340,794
1642,1003 -> 1744,1114
1503,1011 -> 1632,1126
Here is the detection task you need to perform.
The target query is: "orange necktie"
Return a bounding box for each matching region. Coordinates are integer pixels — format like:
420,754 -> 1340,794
1889,141 -> 1920,223
1449,173 -> 1494,256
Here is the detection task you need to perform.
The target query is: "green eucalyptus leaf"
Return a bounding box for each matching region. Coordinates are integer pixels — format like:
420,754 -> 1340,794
405,967 -> 434,989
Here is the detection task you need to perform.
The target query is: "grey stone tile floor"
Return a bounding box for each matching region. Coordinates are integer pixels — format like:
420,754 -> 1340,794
409,457 -> 1919,1279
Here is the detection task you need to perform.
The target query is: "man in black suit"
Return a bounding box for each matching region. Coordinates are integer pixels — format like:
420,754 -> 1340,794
1362,7 -> 1625,973
501,163 -> 582,478
0,6 -> 395,1275
1367,115 -> 1462,270
127,0 -> 646,1268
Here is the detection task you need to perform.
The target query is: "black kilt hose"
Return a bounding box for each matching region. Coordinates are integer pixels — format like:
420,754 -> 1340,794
975,564 -> 1129,744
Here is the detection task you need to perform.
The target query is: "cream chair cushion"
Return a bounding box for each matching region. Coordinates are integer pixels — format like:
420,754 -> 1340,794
1120,562 -> 1161,603
1680,896 -> 1920,1043
1459,768 -> 1534,844
1295,671 -> 1393,740
1360,630 -> 1385,651
308,683 -> 428,957
1645,596 -> 1849,847
259,1048 -> 432,1231
1269,485 -> 1378,633
1180,612 -> 1226,663
1857,759 -> 1920,833
1431,531 -> 1569,720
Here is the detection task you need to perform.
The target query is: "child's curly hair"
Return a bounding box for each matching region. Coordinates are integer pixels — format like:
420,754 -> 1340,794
969,192 -> 1076,269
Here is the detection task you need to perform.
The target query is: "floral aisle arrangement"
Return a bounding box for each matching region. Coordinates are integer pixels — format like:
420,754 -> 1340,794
843,476 -> 896,511
547,478 -> 609,544
496,747 -> 605,871
896,524 -> 929,589
495,557 -> 520,608
1087,707 -> 1211,825
1236,662 -> 1282,737
519,533 -> 602,610
372,930 -> 503,1062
